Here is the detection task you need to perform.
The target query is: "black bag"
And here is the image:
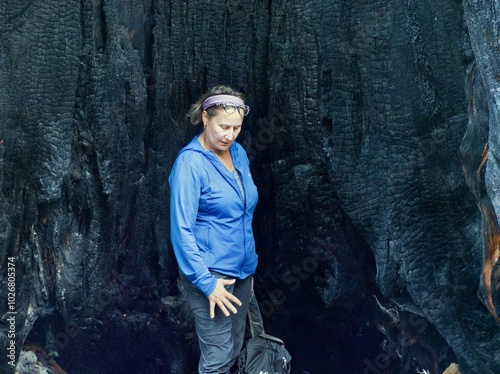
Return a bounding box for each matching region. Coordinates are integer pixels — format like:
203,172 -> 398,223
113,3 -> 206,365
237,293 -> 292,374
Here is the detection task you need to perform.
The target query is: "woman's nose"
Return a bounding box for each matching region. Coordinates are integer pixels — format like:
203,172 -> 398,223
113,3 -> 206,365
225,130 -> 235,140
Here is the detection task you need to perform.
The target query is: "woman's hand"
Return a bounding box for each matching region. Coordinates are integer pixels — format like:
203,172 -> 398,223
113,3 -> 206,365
207,278 -> 242,318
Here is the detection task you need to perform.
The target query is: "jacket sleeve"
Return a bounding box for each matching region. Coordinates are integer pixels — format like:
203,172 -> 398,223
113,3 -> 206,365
169,156 -> 217,297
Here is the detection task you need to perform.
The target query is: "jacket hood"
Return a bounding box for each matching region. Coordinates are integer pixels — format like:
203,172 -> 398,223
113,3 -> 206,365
179,135 -> 242,169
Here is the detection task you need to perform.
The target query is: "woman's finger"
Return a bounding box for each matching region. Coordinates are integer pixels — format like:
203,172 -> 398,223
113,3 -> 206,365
217,300 -> 230,317
225,292 -> 242,307
220,278 -> 236,286
223,298 -> 238,314
209,300 -> 216,319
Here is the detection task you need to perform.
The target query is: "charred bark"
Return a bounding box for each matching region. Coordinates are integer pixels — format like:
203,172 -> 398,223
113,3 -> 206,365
0,1 -> 499,373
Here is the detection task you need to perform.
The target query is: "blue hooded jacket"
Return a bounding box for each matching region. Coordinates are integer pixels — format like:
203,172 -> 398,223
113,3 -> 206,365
169,136 -> 259,297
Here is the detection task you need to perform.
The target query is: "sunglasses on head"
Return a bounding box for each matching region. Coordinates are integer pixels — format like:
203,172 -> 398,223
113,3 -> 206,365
209,103 -> 250,116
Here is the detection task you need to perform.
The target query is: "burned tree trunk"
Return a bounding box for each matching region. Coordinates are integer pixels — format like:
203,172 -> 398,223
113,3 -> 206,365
1,1 -> 500,373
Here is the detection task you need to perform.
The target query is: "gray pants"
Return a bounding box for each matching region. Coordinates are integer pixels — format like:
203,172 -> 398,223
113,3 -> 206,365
181,272 -> 252,374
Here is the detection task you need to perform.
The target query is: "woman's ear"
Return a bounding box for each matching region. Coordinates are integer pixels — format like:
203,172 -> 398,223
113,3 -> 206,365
202,110 -> 208,127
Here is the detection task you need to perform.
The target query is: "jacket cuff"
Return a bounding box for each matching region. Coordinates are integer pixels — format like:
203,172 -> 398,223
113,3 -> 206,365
195,273 -> 218,297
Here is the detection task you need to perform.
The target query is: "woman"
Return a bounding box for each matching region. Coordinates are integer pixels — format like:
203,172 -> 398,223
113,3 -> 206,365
169,85 -> 258,373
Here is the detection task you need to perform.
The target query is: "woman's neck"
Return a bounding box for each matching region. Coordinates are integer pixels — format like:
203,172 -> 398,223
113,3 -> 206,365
198,134 -> 233,170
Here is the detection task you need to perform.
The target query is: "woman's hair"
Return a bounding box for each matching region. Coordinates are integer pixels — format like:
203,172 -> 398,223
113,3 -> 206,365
188,85 -> 246,125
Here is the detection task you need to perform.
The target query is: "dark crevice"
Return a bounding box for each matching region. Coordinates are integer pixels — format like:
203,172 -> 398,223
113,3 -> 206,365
142,0 -> 156,171
144,0 -> 156,111
98,0 -> 107,52
79,0 -> 86,48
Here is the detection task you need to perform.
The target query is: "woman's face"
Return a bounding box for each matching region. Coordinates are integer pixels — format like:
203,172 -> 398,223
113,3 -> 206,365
201,109 -> 243,155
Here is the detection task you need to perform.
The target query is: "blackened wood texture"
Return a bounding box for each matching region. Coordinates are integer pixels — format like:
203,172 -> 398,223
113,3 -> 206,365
0,1 -> 499,373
